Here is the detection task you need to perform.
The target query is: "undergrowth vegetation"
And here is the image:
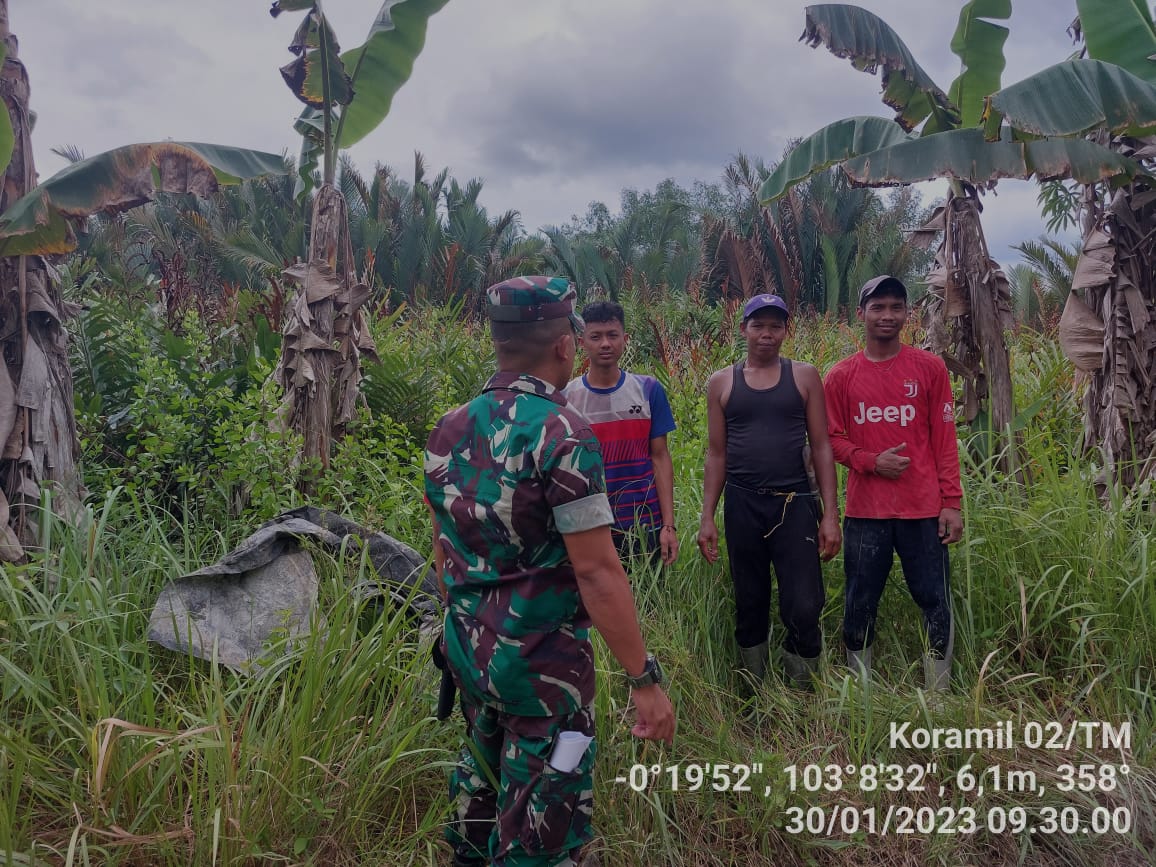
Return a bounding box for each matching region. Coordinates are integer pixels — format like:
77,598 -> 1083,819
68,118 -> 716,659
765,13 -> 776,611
2,288 -> 1154,865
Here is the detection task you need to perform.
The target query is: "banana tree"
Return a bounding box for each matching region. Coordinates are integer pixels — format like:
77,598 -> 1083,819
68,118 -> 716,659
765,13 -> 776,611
0,0 -> 66,562
1026,0 -> 1156,492
0,129 -> 286,567
759,2 -> 1020,468
760,2 -> 1154,475
269,0 -> 449,478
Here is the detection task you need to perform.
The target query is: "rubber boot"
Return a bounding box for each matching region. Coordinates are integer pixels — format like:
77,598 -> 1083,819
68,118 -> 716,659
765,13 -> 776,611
924,654 -> 950,691
783,652 -> 820,690
738,641 -> 769,692
846,645 -> 872,681
451,844 -> 487,867
923,620 -> 954,692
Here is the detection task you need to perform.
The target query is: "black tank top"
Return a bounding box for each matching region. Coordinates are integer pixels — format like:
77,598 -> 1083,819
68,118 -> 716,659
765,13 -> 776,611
724,359 -> 810,492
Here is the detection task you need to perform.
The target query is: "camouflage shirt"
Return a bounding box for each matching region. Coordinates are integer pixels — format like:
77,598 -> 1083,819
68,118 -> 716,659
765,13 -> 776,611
424,371 -> 614,717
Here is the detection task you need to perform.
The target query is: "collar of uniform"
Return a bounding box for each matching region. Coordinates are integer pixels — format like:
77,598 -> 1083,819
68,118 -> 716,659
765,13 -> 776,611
482,371 -> 566,405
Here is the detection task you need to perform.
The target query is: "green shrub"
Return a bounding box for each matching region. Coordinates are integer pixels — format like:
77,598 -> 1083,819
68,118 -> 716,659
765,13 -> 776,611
32,284 -> 1152,865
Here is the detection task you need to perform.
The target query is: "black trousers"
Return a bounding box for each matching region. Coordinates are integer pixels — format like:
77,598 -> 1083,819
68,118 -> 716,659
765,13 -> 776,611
842,517 -> 951,657
723,483 -> 824,657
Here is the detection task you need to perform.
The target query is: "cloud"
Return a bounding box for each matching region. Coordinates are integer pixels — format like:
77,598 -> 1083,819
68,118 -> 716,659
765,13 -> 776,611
20,1 -> 277,173
447,4 -> 772,179
978,180 -> 1080,268
14,0 -> 1091,250
21,2 -> 206,102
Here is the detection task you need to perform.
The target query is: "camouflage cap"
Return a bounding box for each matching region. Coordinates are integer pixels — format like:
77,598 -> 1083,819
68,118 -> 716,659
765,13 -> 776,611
486,276 -> 584,331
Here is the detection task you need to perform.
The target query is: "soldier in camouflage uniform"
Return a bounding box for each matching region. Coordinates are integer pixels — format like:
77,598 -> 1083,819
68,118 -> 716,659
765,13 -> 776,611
425,276 -> 676,867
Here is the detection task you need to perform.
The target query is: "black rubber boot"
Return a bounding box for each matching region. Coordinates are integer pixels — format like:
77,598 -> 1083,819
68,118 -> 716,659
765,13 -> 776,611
783,651 -> 820,690
452,843 -> 487,866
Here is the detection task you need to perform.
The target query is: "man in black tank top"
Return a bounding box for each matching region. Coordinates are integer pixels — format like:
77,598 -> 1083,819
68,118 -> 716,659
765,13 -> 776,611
697,294 -> 841,692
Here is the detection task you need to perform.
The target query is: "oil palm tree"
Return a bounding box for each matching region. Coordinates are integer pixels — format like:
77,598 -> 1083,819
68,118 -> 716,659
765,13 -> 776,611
1010,237 -> 1077,327
341,153 -> 541,311
701,151 -> 930,316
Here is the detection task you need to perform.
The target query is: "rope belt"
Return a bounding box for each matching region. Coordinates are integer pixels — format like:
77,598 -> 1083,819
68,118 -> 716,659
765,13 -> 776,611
725,481 -> 812,538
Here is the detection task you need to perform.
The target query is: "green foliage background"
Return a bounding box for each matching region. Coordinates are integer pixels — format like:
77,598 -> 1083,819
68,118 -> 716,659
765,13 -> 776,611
1,164 -> 1152,864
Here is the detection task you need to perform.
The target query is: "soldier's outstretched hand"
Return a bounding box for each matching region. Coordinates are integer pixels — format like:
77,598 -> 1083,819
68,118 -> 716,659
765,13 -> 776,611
631,684 -> 675,745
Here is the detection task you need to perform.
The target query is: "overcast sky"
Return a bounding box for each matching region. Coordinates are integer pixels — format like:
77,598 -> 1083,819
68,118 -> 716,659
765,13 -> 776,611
17,0 -> 1084,267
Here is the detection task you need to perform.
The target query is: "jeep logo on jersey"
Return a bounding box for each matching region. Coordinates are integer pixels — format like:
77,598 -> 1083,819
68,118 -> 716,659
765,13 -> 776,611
904,379 -> 918,398
628,404 -> 643,414
852,401 -> 916,426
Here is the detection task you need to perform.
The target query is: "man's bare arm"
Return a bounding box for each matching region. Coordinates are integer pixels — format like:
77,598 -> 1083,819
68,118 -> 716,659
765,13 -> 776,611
650,435 -> 679,564
797,363 -> 842,560
697,370 -> 728,564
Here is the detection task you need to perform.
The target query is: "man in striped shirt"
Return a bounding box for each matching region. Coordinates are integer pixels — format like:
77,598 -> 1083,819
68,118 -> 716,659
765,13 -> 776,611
563,301 -> 679,565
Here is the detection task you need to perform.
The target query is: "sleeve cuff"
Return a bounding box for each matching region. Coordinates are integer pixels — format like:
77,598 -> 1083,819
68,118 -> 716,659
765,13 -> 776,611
941,498 -> 962,511
853,450 -> 878,474
554,493 -> 614,534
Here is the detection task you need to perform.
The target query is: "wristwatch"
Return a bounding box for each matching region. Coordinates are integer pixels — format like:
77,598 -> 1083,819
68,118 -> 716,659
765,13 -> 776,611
625,654 -> 664,688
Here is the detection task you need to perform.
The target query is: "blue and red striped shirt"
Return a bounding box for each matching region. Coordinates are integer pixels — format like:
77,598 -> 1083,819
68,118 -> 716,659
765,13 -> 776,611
563,370 -> 676,533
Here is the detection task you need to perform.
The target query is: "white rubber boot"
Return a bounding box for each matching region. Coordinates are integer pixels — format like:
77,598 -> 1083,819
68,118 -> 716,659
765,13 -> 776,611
923,620 -> 954,692
846,645 -> 872,682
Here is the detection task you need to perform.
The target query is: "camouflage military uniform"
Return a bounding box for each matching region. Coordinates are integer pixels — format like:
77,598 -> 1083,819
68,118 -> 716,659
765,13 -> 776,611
424,277 -> 614,866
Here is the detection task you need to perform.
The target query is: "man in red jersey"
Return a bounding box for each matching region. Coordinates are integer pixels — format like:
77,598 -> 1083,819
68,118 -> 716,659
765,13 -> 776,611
823,276 -> 963,690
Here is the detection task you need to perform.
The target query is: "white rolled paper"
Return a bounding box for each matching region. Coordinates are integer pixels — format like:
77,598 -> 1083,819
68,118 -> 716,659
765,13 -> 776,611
548,730 -> 594,773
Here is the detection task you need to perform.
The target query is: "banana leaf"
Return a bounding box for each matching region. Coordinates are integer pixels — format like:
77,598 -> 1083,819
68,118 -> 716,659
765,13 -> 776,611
838,127 -> 1149,187
947,0 -> 1010,127
0,142 -> 287,256
759,116 -> 911,202
990,59 -> 1156,138
289,0 -> 450,196
280,9 -> 354,110
803,4 -> 957,131
335,0 -> 451,148
0,45 -> 12,180
1076,0 -> 1156,84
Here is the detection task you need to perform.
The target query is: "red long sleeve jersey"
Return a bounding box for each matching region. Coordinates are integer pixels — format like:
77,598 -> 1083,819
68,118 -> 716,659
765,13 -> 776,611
823,345 -> 962,519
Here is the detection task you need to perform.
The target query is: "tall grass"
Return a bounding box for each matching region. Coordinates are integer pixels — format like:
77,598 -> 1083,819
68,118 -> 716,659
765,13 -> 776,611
2,310 -> 1153,864
2,493 -> 448,865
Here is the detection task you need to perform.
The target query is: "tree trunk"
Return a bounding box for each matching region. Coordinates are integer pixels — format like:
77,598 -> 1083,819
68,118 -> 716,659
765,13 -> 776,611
921,190 -> 1017,475
274,183 -> 376,489
1067,174 -> 1156,495
0,2 -> 83,560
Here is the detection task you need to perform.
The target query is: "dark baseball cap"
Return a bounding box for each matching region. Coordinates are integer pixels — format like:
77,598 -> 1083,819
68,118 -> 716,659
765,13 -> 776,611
742,293 -> 790,321
486,276 -> 584,331
858,275 -> 908,307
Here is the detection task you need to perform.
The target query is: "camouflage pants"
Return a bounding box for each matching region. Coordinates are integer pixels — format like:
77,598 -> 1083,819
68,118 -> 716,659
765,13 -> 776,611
447,700 -> 596,866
